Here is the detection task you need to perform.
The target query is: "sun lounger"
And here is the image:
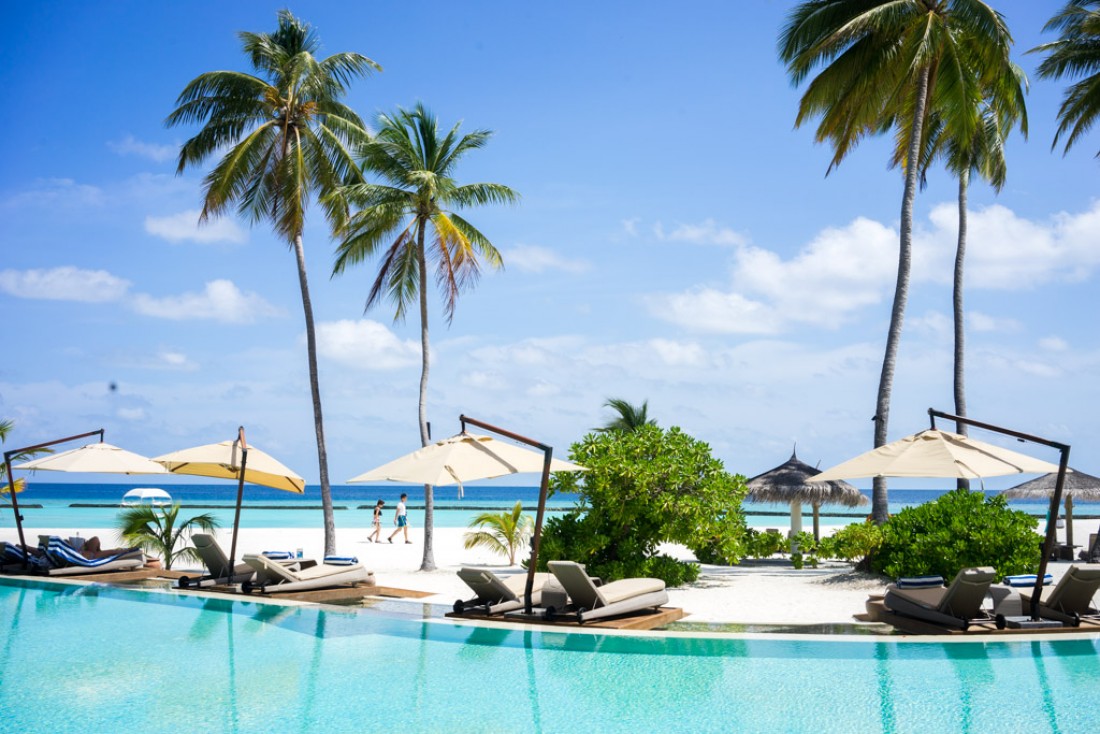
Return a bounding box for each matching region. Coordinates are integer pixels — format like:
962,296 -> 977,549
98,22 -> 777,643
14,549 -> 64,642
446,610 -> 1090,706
453,568 -> 553,615
1019,563 -> 1100,626
547,560 -> 668,624
240,553 -> 372,594
883,566 -> 997,630
1079,530 -> 1100,563
177,534 -> 256,588
39,536 -> 145,576
0,541 -> 49,572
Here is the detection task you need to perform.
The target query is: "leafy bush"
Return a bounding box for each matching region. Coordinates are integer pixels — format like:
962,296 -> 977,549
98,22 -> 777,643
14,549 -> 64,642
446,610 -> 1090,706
872,490 -> 1039,580
787,531 -> 818,569
817,521 -> 884,571
539,425 -> 748,585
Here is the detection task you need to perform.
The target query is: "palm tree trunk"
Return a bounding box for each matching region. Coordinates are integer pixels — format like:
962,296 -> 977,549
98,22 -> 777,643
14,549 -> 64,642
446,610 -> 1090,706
954,170 -> 970,491
293,232 -> 336,555
416,220 -> 436,571
872,65 -> 931,524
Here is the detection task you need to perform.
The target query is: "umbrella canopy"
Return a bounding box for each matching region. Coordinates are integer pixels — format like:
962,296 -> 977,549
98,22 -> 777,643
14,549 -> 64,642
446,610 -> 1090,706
348,432 -> 585,487
747,450 -> 867,541
1002,469 -> 1100,549
810,429 -> 1062,482
154,440 -> 304,493
15,442 -> 168,475
121,487 -> 173,506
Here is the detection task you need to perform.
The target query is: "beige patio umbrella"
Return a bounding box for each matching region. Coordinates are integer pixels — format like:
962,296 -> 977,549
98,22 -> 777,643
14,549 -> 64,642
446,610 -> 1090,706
15,442 -> 169,475
1002,469 -> 1100,550
348,431 -> 584,494
747,450 -> 867,542
810,429 -> 1062,482
154,427 -> 304,573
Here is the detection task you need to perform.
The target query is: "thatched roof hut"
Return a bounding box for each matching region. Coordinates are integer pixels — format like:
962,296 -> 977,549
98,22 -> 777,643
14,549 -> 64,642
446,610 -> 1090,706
746,450 -> 867,541
1003,468 -> 1100,548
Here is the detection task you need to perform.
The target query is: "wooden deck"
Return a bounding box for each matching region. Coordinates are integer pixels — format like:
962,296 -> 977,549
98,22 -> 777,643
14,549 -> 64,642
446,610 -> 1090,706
866,598 -> 1100,636
446,606 -> 686,631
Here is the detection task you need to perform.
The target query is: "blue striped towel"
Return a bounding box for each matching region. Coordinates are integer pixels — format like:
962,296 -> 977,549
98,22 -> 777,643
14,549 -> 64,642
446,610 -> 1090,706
1002,574 -> 1054,587
324,556 -> 358,566
895,575 -> 945,589
262,551 -> 294,560
42,536 -> 138,568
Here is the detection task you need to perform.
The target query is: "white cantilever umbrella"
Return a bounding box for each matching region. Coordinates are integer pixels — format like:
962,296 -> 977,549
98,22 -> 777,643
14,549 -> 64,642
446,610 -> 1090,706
16,442 -> 169,475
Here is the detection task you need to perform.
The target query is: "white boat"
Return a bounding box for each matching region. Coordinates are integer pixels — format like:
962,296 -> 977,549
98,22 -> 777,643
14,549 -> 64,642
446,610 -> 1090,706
121,487 -> 173,507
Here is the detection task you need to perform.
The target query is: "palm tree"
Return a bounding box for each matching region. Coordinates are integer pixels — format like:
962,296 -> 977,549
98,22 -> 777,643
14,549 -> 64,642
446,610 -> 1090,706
333,103 -> 519,571
597,398 -> 656,433
779,0 -> 1016,523
463,501 -> 534,566
892,57 -> 1028,487
117,504 -> 220,570
1033,1 -> 1100,156
0,419 -> 50,496
166,11 -> 380,555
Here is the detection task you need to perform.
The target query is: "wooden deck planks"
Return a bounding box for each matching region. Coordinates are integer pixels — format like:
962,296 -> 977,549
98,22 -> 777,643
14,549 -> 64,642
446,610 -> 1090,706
866,599 -> 1100,636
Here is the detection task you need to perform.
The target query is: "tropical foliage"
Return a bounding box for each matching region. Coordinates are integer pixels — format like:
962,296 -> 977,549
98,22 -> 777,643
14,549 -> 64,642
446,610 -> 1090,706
597,398 -> 656,433
166,10 -> 380,555
333,103 -> 518,571
463,501 -> 534,565
872,490 -> 1038,580
779,0 -> 1018,522
0,420 -> 50,495
538,425 -> 749,586
1034,1 -> 1100,155
116,503 -> 220,570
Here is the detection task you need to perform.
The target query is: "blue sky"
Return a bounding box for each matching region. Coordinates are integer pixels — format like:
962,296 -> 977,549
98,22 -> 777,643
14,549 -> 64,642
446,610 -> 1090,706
2,1 -> 1097,489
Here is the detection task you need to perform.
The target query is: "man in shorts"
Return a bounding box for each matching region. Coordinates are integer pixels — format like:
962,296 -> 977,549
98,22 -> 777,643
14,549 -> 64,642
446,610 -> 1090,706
388,493 -> 411,544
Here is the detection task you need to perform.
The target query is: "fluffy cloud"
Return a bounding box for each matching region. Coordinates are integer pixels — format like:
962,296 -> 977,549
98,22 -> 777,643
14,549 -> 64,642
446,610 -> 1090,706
315,319 -> 422,370
0,266 -> 131,302
131,280 -> 281,323
107,134 -> 176,163
2,178 -> 105,209
968,311 -> 1021,333
502,244 -> 590,274
145,210 -> 248,245
654,218 -> 747,247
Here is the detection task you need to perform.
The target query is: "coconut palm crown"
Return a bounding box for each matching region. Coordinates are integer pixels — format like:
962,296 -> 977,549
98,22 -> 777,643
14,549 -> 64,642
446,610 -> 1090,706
333,103 -> 519,572
117,504 -> 219,570
1033,0 -> 1100,156
166,10 -> 380,555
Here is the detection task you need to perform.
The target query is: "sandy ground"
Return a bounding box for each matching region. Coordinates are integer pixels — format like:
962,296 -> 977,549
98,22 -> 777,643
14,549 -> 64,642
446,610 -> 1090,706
6,518 -> 1097,626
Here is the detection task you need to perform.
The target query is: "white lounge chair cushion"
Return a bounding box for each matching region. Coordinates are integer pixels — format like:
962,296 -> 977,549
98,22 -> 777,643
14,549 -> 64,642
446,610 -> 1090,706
598,577 -> 666,605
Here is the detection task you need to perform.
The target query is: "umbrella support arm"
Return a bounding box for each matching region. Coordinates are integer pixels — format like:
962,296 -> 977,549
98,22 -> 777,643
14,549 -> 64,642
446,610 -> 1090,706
929,409 -> 1070,622
460,415 -> 553,616
4,429 -> 105,566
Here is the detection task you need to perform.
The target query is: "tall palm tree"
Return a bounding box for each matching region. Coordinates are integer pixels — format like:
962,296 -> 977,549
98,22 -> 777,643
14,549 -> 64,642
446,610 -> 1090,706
892,58 -> 1028,488
779,0 -> 1016,523
462,501 -> 534,566
166,11 -> 380,554
1033,1 -> 1100,156
597,398 -> 657,433
333,103 -> 519,571
117,503 -> 219,570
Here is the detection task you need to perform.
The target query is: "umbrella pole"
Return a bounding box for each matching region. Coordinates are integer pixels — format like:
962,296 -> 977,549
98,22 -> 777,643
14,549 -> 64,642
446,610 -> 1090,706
1065,496 -> 1074,551
1031,448 -> 1070,620
227,429 -> 249,576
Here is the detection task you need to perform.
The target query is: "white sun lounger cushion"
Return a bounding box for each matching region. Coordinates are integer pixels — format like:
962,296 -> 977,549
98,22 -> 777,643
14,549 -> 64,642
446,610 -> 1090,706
598,577 -> 667,605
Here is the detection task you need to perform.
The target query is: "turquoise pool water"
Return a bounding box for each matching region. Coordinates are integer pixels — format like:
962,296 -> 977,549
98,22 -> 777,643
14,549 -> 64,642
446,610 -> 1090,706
3,579 -> 1100,733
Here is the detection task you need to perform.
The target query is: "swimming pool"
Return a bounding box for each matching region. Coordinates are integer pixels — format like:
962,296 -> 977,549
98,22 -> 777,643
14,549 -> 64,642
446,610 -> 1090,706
3,578 -> 1099,733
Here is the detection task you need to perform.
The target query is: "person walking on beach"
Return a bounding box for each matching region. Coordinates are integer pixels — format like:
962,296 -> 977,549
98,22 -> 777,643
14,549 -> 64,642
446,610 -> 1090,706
388,493 -> 411,544
368,499 -> 384,543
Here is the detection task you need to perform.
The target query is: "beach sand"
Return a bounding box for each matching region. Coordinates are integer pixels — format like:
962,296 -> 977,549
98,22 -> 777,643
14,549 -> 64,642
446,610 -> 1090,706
6,517 -> 1096,627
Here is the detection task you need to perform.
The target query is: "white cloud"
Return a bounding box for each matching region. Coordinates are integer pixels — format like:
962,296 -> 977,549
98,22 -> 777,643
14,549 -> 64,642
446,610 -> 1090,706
1040,336 -> 1069,352
654,218 -> 747,247
968,311 -> 1022,333
315,319 -> 421,370
131,280 -> 281,323
503,244 -> 590,274
0,266 -> 131,302
2,178 -> 105,209
621,218 -> 640,237
145,210 -> 248,245
117,407 -> 147,421
649,216 -> 895,334
107,134 -> 176,163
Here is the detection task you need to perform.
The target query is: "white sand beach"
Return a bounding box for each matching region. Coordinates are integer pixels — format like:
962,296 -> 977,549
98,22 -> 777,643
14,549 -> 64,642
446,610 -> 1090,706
9,517 -> 1096,627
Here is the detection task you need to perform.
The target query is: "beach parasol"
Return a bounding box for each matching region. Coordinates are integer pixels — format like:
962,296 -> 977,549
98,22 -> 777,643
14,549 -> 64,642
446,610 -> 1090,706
350,415 -> 585,614
812,409 -> 1071,624
154,427 -> 304,574
1002,469 -> 1100,550
746,449 -> 867,542
810,429 -> 1061,482
120,487 -> 174,506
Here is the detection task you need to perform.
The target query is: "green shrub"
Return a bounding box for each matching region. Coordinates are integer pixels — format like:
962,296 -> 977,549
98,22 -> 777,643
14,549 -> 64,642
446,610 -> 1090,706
747,529 -> 785,559
872,490 -> 1039,580
817,521 -> 884,571
539,425 -> 748,585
